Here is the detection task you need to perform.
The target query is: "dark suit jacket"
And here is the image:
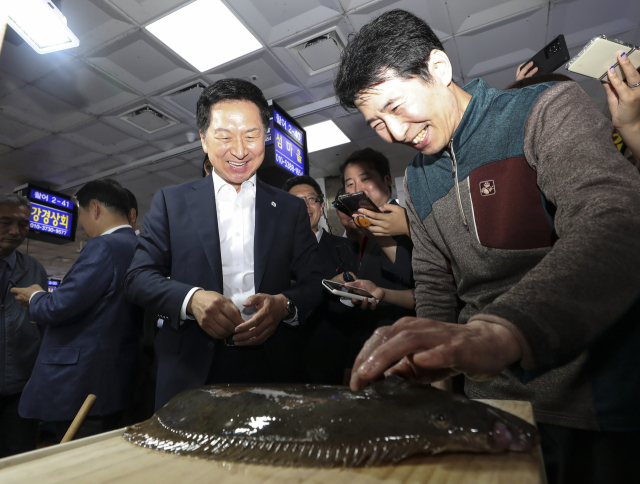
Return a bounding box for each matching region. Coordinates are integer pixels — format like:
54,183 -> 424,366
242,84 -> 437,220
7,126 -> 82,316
302,231 -> 359,384
124,176 -> 323,408
19,227 -> 139,421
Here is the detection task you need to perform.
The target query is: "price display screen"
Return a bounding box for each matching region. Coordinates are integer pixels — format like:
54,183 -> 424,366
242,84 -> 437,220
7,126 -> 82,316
274,109 -> 304,146
30,202 -> 74,238
48,280 -> 60,292
30,189 -> 74,210
274,127 -> 305,176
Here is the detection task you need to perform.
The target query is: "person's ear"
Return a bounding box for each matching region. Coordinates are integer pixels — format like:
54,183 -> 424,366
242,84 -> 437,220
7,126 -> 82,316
200,131 -> 208,153
92,201 -> 100,220
428,49 -> 453,87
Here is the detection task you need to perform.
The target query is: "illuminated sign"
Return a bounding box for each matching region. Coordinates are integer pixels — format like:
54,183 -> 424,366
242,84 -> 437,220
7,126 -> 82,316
47,280 -> 60,292
30,188 -> 74,210
274,127 -> 304,176
274,109 -> 304,146
30,202 -> 73,238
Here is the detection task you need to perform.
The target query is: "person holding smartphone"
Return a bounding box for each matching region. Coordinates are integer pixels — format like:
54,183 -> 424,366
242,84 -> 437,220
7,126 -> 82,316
340,148 -> 415,331
282,176 -> 359,385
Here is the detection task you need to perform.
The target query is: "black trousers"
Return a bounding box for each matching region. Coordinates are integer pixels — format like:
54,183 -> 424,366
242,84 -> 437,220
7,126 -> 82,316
539,423 -> 640,484
206,341 -> 277,385
0,392 -> 38,458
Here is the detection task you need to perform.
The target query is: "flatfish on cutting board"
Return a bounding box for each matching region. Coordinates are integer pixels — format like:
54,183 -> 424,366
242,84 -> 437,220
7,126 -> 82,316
124,377 -> 539,467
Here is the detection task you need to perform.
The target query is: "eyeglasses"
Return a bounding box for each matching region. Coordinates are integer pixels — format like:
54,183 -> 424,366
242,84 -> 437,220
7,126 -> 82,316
298,196 -> 322,206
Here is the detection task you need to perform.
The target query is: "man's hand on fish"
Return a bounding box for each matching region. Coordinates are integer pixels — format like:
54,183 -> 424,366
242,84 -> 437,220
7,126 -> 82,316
188,289 -> 244,339
349,317 -> 523,391
233,293 -> 288,346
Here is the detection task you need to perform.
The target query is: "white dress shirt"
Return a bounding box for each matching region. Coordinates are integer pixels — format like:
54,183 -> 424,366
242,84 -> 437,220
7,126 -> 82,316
180,171 -> 257,322
315,226 -> 323,243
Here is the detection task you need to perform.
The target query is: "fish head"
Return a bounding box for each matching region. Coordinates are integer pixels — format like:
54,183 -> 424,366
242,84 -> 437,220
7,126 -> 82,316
370,378 -> 540,454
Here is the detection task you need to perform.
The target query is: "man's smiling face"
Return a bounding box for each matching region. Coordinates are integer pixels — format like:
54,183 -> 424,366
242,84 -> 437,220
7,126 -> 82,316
200,100 -> 265,191
355,71 -> 461,156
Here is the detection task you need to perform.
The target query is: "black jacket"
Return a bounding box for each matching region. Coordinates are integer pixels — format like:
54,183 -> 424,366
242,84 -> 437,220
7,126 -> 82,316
1,251 -> 47,395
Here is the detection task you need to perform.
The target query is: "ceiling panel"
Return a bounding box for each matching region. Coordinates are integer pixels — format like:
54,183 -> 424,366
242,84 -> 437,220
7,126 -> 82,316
105,0 -> 193,25
269,16 -> 355,88
33,59 -> 140,115
205,50 -> 301,101
227,0 -> 344,45
447,0 -> 548,35
60,119 -> 145,155
0,86 -> 92,132
87,30 -> 197,95
0,41 -> 74,83
22,135 -> 104,168
347,0 -> 452,39
63,0 -> 137,55
456,6 -> 548,80
0,113 -> 50,148
0,70 -> 25,99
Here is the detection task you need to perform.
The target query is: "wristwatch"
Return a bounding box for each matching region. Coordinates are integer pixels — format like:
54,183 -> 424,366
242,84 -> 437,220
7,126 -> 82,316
284,295 -> 296,321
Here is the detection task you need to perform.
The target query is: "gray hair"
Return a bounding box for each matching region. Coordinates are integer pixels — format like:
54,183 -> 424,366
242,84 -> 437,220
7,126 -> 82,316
0,193 -> 31,209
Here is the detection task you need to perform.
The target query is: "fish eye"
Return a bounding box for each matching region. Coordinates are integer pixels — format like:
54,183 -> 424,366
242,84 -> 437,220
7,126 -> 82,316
431,413 -> 450,429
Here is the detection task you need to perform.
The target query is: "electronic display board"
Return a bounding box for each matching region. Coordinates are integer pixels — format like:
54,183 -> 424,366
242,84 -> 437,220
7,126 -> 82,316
30,202 -> 73,238
259,101 -> 308,188
14,184 -> 77,245
30,188 -> 74,210
274,127 -> 305,176
47,280 -> 60,292
274,109 -> 304,146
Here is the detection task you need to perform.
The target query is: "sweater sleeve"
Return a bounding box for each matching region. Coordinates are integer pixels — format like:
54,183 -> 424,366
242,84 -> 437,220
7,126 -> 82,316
404,175 -> 458,323
472,82 -> 640,370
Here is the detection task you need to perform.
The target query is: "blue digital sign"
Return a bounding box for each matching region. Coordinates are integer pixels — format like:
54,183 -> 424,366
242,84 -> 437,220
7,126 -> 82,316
274,127 -> 304,176
274,109 -> 304,146
30,202 -> 73,238
30,189 -> 74,210
47,280 -> 60,292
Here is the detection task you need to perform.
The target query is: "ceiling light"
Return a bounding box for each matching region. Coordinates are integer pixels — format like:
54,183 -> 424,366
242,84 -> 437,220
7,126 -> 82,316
305,120 -> 350,153
146,0 -> 262,72
6,0 -> 79,54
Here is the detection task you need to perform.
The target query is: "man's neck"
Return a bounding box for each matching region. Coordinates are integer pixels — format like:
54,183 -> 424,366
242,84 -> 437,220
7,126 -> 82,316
93,218 -> 130,238
0,248 -> 14,259
451,83 -> 472,130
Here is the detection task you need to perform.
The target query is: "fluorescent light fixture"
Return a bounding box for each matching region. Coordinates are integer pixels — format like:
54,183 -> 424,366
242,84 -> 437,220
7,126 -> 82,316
6,0 -> 79,54
305,120 -> 351,153
146,0 -> 262,72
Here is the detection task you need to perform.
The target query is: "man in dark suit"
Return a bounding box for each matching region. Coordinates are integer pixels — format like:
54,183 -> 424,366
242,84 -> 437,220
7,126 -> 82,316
124,79 -> 323,409
282,176 -> 359,384
11,179 -> 138,439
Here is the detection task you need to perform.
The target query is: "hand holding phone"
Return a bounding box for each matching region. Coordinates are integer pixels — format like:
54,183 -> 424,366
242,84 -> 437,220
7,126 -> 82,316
322,279 -> 378,302
566,35 -> 640,82
334,191 -> 381,228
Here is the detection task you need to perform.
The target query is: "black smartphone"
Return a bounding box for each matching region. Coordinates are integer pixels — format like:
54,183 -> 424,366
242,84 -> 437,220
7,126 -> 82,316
337,191 -> 381,214
521,34 -> 570,77
331,198 -> 352,217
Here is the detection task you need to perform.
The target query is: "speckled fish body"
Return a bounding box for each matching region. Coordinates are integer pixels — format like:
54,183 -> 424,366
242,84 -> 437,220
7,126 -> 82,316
124,377 -> 539,467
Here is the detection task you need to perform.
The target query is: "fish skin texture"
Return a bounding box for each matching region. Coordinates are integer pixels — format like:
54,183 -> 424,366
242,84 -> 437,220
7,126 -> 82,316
124,377 -> 539,467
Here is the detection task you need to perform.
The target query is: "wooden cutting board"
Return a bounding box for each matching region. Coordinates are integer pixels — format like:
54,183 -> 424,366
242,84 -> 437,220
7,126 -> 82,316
0,399 -> 545,484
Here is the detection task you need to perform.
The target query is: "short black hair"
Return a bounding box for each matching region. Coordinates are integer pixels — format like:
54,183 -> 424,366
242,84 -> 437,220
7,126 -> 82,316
196,78 -> 270,134
339,148 -> 391,185
334,9 -> 444,110
124,188 -> 137,218
75,179 -> 130,218
282,175 -> 324,200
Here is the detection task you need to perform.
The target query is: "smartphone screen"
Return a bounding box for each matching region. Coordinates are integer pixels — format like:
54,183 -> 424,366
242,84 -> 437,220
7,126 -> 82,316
323,280 -> 375,299
338,191 -> 381,214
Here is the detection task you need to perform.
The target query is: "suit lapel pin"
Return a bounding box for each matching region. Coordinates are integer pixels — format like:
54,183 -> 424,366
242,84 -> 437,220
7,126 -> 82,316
271,201 -> 276,207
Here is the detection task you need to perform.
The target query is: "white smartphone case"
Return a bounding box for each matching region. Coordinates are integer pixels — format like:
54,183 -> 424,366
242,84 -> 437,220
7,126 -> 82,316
565,35 -> 640,81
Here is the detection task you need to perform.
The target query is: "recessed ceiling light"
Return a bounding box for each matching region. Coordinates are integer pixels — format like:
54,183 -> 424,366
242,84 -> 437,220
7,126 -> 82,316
146,0 -> 262,72
305,120 -> 350,153
6,0 -> 80,54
